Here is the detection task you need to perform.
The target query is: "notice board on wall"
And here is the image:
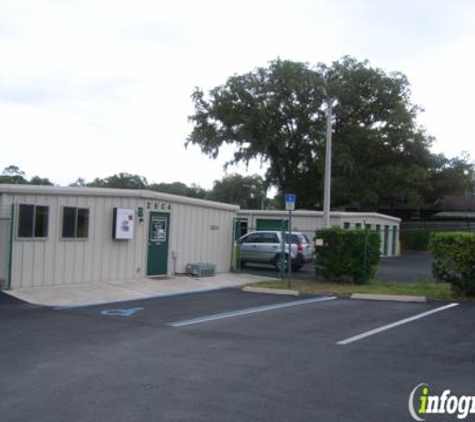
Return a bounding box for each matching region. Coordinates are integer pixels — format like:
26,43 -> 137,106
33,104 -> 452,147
113,208 -> 135,239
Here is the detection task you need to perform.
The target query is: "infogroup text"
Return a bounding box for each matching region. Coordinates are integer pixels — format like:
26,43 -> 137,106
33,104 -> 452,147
409,383 -> 475,421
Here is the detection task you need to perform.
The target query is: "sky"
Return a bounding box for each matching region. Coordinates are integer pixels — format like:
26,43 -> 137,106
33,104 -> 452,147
1,0 -> 474,188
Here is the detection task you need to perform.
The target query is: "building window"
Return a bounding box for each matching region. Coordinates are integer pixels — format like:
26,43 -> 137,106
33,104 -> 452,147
343,222 -> 351,229
18,204 -> 49,238
355,223 -> 362,229
62,207 -> 89,239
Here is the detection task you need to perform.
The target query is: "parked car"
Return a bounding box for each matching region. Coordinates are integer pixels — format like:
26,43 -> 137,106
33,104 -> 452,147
237,230 -> 313,271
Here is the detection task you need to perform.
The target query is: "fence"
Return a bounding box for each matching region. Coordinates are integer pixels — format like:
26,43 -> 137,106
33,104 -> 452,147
400,221 -> 475,252
231,219 -> 386,281
230,218 -> 475,284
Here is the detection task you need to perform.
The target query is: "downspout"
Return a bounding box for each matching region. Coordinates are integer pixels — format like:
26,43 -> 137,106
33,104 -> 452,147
7,203 -> 14,290
230,216 -> 236,272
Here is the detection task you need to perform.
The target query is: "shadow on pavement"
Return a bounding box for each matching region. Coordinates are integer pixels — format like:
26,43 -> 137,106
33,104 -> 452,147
0,291 -> 27,306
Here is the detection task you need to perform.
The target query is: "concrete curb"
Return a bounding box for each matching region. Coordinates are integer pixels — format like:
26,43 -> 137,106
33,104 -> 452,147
350,293 -> 426,303
242,286 -> 300,296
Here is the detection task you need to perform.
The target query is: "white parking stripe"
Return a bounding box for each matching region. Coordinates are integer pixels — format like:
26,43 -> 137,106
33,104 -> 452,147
337,302 -> 459,346
167,296 -> 336,327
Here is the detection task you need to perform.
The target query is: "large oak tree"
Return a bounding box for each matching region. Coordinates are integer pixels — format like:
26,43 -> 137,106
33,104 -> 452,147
187,57 -> 474,210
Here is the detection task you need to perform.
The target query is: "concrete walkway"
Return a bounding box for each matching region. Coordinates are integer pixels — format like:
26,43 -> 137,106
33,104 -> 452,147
4,273 -> 277,308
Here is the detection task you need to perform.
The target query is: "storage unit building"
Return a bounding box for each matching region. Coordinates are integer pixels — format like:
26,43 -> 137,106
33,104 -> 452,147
0,185 -> 238,289
236,210 -> 401,257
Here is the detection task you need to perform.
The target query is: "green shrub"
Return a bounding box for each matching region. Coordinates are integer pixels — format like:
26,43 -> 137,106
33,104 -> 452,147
314,227 -> 381,284
429,232 -> 475,296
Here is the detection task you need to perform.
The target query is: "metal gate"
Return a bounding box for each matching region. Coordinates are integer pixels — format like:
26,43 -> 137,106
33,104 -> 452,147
231,218 -> 475,283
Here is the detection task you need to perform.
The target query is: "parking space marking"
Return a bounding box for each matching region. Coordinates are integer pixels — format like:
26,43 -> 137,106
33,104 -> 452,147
101,307 -> 144,317
337,302 -> 459,346
167,296 -> 336,327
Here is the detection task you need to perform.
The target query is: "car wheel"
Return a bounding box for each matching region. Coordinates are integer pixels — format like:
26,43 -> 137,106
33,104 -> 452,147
273,254 -> 289,272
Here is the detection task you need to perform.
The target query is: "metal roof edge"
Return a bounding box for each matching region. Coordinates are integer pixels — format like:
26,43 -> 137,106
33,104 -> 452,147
237,209 -> 401,222
0,184 -> 239,212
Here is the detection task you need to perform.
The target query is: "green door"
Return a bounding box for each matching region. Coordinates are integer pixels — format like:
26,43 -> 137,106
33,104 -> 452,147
234,218 -> 248,240
383,225 -> 389,256
147,212 -> 170,276
256,218 -> 288,231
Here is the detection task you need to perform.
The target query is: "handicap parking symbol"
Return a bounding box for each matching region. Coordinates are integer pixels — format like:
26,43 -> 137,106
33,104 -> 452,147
101,307 -> 144,317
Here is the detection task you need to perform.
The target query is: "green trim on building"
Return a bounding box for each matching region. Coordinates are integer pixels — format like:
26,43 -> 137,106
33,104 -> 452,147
392,225 -> 398,256
384,225 -> 389,256
7,204 -> 14,290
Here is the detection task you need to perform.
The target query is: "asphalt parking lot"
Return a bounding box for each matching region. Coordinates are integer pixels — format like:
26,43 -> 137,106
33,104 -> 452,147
0,288 -> 473,422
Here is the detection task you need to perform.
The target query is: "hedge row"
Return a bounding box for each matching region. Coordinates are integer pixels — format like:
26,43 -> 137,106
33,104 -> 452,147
314,227 -> 380,284
429,232 -> 475,296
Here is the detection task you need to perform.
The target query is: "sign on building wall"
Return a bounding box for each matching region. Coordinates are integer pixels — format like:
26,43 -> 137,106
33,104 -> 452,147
146,201 -> 172,211
113,208 -> 135,240
150,216 -> 167,243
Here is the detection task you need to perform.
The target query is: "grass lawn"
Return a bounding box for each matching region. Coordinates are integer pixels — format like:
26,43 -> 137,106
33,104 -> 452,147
250,279 -> 471,301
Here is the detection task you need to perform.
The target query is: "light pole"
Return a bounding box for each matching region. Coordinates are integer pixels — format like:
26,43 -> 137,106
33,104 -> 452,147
323,97 -> 333,228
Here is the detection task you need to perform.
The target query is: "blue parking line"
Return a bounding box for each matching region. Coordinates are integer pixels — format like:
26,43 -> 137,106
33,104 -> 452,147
167,296 -> 336,327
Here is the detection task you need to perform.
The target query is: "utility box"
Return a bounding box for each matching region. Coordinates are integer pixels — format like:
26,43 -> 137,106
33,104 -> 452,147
186,263 -> 216,278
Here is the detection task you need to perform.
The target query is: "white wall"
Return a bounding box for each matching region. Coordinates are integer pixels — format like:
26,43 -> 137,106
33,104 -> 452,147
5,193 -> 146,288
169,202 -> 235,274
1,187 -> 237,289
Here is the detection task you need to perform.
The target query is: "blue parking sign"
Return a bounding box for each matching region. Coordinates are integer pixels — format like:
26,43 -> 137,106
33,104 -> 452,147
285,194 -> 295,211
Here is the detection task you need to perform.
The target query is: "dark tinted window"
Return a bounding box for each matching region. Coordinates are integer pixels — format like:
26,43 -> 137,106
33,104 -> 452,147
18,204 -> 34,237
35,206 -> 49,237
282,233 -> 300,244
77,209 -> 89,238
18,204 -> 48,238
261,233 -> 279,243
62,207 -> 89,239
62,207 -> 76,238
242,233 -> 261,243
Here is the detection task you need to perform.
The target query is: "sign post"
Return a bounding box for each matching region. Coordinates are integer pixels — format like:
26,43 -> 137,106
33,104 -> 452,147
285,194 -> 295,289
